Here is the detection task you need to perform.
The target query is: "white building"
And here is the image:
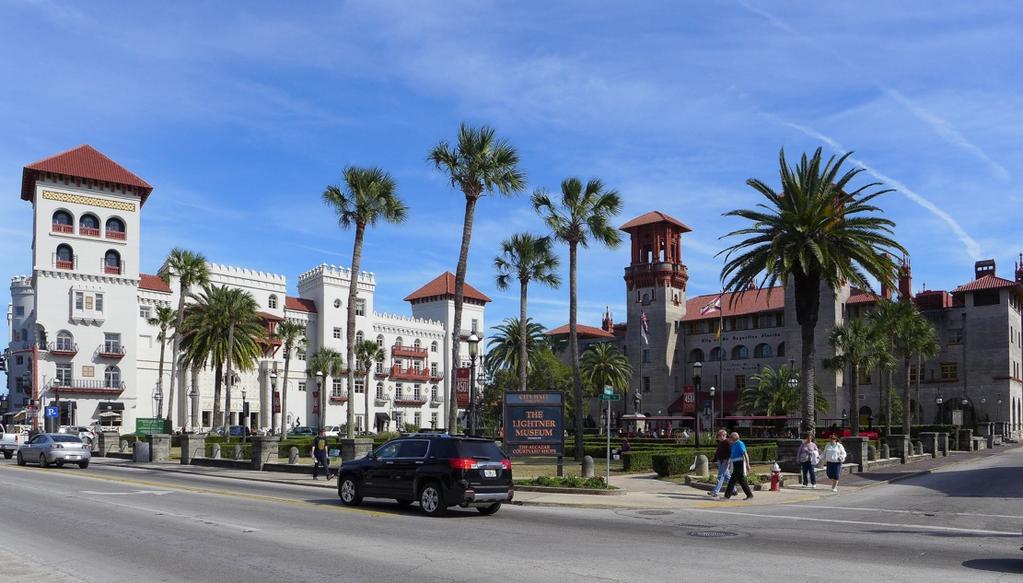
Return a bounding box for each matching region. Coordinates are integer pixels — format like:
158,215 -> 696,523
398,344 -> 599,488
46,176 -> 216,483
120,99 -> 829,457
3,144 -> 489,433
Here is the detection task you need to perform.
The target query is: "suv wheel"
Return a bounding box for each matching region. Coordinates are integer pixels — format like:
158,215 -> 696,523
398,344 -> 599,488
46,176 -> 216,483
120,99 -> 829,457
419,482 -> 446,516
338,476 -> 363,506
477,502 -> 502,516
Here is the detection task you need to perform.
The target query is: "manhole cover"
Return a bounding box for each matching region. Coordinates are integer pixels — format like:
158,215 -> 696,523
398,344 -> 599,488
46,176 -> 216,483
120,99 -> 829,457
637,510 -> 673,516
688,530 -> 740,538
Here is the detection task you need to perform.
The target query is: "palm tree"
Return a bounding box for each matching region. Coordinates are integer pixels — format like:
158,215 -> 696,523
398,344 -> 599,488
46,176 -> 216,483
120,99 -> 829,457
494,234 -> 561,391
178,285 -> 264,430
911,318 -> 940,425
903,311 -> 938,433
485,318 -> 549,377
354,340 -> 385,434
743,365 -> 829,417
147,306 -> 176,420
719,148 -> 904,435
306,348 -> 344,430
323,166 -> 407,440
828,318 -> 882,436
533,178 -> 622,460
429,123 -> 527,432
275,320 -> 306,435
869,299 -> 914,436
160,248 -> 210,424
580,343 -> 632,395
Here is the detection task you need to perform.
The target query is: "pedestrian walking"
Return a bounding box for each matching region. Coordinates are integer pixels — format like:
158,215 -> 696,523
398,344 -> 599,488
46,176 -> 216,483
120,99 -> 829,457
709,429 -> 735,498
796,432 -> 820,488
311,428 -> 333,480
823,435 -> 847,492
723,431 -> 753,501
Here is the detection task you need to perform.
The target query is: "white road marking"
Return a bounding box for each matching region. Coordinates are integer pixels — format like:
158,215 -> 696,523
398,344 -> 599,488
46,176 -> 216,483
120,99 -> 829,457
792,505 -> 1023,520
692,508 -> 1020,536
77,495 -> 261,532
80,489 -> 173,496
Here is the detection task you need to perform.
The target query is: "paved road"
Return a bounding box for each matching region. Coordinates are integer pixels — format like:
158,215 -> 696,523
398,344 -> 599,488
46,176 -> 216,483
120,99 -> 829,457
0,448 -> 1020,583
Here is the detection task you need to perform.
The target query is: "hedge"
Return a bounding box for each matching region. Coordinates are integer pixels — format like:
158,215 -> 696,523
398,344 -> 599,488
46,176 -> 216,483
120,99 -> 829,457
651,445 -> 778,477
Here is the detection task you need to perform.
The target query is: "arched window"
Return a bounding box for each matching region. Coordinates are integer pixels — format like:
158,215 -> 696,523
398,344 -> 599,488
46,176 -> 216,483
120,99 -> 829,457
376,334 -> 385,346
754,343 -> 772,358
79,213 -> 100,236
52,210 -> 73,233
104,365 -> 121,387
777,342 -> 785,358
395,336 -> 403,347
56,330 -> 74,352
375,382 -> 385,399
731,345 -> 749,360
104,250 -> 121,275
268,294 -> 278,309
55,244 -> 74,269
709,347 -> 722,362
105,217 -> 126,240
355,331 -> 364,344
688,348 -> 704,363
431,341 -> 438,353
414,339 -> 422,350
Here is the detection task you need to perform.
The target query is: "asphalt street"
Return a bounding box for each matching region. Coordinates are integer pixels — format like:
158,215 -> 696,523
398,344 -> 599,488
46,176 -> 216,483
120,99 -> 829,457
0,447 -> 1021,583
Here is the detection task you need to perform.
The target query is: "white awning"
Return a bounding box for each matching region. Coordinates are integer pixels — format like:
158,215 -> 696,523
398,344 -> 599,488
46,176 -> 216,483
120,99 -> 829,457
98,411 -> 122,418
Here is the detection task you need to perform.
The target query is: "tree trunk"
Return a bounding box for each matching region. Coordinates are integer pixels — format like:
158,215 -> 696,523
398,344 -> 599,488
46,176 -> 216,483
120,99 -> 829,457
849,360 -> 859,437
902,356 -> 912,435
518,279 -> 528,392
345,223 -> 366,439
224,323 -> 236,431
793,274 -> 820,436
167,290 -> 187,422
364,365 -> 371,435
278,350 -> 291,436
449,196 -> 478,433
914,354 -> 922,425
156,332 -> 167,419
212,361 -> 223,432
877,366 -> 885,436
569,242 -> 584,461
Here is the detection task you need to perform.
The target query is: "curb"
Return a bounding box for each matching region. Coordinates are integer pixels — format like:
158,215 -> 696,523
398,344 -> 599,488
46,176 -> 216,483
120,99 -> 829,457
515,485 -> 625,496
102,462 -> 337,490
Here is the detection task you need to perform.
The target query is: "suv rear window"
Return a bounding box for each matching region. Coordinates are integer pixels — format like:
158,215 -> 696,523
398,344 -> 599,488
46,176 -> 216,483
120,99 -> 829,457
458,440 -> 504,460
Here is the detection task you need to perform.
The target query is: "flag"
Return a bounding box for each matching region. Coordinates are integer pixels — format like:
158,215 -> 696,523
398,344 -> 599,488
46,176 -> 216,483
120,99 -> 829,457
700,295 -> 722,315
640,311 -> 650,345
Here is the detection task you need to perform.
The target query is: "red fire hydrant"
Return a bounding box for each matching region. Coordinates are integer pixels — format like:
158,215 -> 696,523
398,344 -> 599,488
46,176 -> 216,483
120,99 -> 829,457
770,463 -> 782,492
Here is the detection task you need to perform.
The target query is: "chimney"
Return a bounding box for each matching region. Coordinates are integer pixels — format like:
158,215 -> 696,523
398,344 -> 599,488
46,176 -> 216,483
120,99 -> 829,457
974,259 -> 995,280
1016,253 -> 1023,285
897,257 -> 912,302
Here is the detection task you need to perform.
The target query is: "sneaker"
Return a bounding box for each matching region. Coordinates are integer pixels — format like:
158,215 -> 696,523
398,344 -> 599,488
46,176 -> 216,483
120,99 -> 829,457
811,484 -> 817,489
744,495 -> 754,501
708,491 -> 717,497
800,484 -> 807,489
831,486 -> 838,492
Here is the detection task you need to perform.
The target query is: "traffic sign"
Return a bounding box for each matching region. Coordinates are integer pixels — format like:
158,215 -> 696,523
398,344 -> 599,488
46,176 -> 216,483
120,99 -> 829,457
599,393 -> 621,401
44,406 -> 59,418
602,386 -> 614,397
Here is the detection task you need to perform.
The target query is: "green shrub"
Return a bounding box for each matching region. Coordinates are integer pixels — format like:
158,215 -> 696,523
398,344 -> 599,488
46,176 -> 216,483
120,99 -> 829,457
651,452 -> 697,477
521,475 -> 609,489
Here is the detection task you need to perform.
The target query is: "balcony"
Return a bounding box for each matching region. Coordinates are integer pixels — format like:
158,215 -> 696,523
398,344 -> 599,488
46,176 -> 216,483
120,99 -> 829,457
374,367 -> 389,379
429,398 -> 443,407
80,226 -> 100,237
53,255 -> 77,270
106,230 -> 126,241
103,262 -> 124,275
390,365 -> 430,382
374,397 -> 389,406
394,398 -> 427,407
98,344 -> 126,359
392,344 -> 428,359
47,342 -> 78,357
52,379 -> 125,395
429,369 -> 444,382
52,223 -> 74,234
329,391 -> 349,404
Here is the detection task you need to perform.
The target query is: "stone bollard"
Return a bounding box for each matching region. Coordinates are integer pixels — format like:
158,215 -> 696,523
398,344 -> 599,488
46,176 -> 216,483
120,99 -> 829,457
880,443 -> 890,460
918,432 -> 938,458
843,437 -> 869,471
119,440 -> 129,453
936,433 -> 949,456
582,455 -> 595,478
233,444 -> 244,461
693,454 -> 709,479
913,441 -> 923,456
211,443 -> 221,459
288,446 -> 300,464
867,444 -> 877,461
250,436 -> 280,471
180,434 -> 206,465
886,435 -> 910,463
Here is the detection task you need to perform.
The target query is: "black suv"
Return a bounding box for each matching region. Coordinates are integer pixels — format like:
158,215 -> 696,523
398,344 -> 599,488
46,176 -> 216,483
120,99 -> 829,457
337,433 -> 513,516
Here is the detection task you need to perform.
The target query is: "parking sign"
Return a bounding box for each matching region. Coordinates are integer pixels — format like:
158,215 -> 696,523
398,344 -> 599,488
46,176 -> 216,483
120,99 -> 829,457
45,406 -> 59,418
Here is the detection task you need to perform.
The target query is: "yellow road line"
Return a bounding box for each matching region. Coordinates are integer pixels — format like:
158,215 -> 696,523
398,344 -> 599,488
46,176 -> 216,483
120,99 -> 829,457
0,464 -> 390,518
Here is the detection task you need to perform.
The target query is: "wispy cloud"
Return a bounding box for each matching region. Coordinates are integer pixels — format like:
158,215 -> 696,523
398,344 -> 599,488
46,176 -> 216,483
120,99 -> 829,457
782,120 -> 983,260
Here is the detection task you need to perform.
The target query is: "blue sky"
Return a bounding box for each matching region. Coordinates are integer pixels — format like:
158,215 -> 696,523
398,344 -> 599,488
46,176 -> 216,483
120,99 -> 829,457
1,1 -> 1021,376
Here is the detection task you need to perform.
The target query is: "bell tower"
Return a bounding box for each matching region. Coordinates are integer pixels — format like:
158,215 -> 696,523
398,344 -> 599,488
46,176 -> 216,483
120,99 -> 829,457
620,211 -> 691,414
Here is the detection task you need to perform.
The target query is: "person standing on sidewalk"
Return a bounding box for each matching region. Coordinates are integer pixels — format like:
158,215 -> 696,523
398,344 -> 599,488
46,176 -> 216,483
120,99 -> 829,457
723,431 -> 753,501
823,435 -> 847,492
311,428 -> 333,480
709,429 -> 734,498
797,432 -> 820,489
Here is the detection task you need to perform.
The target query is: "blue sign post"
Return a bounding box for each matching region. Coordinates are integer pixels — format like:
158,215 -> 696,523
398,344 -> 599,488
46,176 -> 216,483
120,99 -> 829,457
44,406 -> 59,418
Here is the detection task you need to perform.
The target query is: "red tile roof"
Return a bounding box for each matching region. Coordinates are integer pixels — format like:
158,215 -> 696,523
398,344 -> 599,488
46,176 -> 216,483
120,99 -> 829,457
285,296 -> 317,313
403,272 -> 491,303
257,311 -> 284,322
952,274 -> 1020,294
22,144 -> 153,205
139,273 -> 172,293
683,287 -> 784,321
619,211 -> 692,233
847,290 -> 880,305
545,323 -> 615,339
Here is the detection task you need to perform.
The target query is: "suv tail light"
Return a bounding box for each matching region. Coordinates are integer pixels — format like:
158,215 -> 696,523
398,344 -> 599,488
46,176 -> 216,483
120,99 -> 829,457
449,458 -> 478,470
501,459 -> 512,470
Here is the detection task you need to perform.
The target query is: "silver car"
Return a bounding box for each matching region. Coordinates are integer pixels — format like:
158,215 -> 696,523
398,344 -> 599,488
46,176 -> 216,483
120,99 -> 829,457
17,433 -> 91,468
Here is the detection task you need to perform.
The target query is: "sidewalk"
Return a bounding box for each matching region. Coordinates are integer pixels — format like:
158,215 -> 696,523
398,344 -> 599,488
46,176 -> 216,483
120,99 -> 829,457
838,443 -> 1021,489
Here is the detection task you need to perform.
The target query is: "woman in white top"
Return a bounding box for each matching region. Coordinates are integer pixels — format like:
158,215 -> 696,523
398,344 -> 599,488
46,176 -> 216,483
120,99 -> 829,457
822,435 -> 847,492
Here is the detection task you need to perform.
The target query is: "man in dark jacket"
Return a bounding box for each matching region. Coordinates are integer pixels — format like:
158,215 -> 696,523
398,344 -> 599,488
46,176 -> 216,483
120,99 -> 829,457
311,428 -> 333,480
709,429 -> 734,498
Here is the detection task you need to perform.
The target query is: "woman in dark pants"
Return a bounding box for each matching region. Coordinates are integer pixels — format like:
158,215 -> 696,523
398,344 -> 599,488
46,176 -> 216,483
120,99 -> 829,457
723,432 -> 753,500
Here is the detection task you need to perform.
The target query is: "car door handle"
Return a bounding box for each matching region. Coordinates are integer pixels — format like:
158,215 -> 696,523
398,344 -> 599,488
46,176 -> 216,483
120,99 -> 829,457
384,461 -> 394,465
415,461 -> 424,465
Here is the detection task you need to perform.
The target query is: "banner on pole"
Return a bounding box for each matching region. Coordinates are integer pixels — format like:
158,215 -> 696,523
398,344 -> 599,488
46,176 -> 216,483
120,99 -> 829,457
455,367 -> 471,407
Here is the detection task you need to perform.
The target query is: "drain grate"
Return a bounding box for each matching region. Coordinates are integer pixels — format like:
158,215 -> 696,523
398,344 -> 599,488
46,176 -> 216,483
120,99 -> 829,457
688,530 -> 740,538
637,510 -> 673,516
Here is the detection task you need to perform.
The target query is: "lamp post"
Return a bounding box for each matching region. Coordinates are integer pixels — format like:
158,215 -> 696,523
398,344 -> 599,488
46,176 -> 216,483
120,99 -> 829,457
709,386 -> 716,435
467,332 -> 480,435
241,388 -> 248,442
187,385 -> 199,433
935,392 -> 944,424
692,361 -> 703,447
315,370 -> 324,430
841,409 -> 847,429
787,375 -> 799,433
269,370 -> 279,435
154,383 -> 164,421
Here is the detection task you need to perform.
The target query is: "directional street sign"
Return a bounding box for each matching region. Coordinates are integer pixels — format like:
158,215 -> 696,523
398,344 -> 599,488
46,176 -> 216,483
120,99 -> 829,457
599,393 -> 621,401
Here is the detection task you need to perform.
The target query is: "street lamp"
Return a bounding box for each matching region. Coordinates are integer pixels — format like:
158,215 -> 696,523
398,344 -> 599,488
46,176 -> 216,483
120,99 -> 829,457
187,385 -> 199,432
692,361 -> 703,447
467,332 -> 480,435
315,371 -> 324,430
153,385 -> 163,422
269,371 -> 279,435
709,386 -> 716,435
241,388 -> 248,441
935,392 -> 944,424
841,409 -> 848,429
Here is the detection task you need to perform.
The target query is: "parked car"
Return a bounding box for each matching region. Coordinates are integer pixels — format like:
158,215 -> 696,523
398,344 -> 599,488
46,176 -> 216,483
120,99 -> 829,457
0,423 -> 28,459
17,433 -> 91,468
287,426 -> 315,438
323,425 -> 342,438
59,425 -> 97,447
337,433 -> 513,516
214,425 -> 251,437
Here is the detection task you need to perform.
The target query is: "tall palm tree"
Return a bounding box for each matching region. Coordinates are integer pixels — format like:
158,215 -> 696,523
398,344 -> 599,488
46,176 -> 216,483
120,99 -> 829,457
160,248 -> 209,424
719,148 -> 904,435
869,299 -> 914,436
580,343 -> 632,395
354,339 -> 385,434
429,123 -> 526,432
903,311 -> 938,433
828,318 -> 882,436
912,318 -> 940,425
494,233 -> 561,391
484,318 -> 549,377
275,320 -> 306,435
533,178 -> 622,460
147,306 -> 176,420
178,285 -> 264,430
323,166 -> 407,440
306,348 -> 344,430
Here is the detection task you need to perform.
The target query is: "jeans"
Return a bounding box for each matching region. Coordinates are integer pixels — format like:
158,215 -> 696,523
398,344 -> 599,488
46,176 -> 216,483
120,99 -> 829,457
724,460 -> 753,499
711,460 -> 732,496
313,453 -> 331,478
801,461 -> 816,486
